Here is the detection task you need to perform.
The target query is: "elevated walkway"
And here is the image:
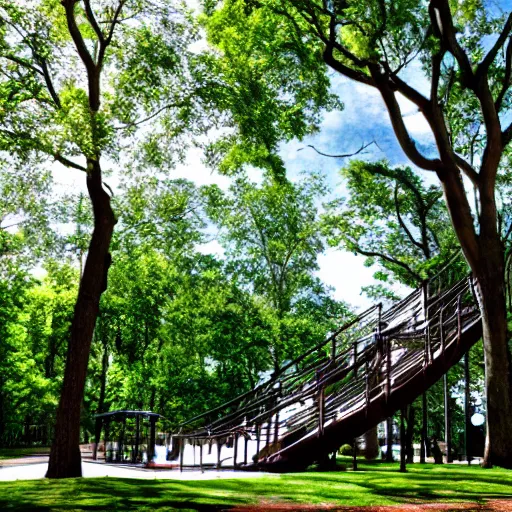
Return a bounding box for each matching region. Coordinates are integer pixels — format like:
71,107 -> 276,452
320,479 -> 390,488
171,268 -> 481,472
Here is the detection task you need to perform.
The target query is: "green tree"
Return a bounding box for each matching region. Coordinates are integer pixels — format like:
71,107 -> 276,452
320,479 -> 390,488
83,174 -> 347,427
204,173 -> 349,370
322,161 -> 459,293
201,0 -> 340,178
0,261 -> 77,447
0,158 -> 59,262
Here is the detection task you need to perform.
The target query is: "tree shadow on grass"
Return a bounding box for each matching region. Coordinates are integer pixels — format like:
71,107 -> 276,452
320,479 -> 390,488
0,465 -> 511,511
272,466 -> 512,506
0,478 -> 238,512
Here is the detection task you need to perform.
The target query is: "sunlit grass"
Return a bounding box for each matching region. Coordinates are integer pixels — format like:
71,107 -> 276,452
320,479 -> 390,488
0,462 -> 511,511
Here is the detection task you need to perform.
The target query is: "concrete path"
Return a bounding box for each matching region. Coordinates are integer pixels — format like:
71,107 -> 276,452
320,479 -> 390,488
0,460 -> 275,482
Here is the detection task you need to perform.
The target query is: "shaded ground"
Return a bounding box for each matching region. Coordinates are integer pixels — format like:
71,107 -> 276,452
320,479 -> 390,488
0,447 -> 50,462
0,461 -> 510,511
0,456 -> 49,467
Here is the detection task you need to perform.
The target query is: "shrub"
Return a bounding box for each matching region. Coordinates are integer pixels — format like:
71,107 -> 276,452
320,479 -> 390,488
338,444 -> 354,456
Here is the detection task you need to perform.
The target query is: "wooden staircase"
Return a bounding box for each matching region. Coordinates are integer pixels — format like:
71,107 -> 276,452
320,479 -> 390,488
171,269 -> 481,472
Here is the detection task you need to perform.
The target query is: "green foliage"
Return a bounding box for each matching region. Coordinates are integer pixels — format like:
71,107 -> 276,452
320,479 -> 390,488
322,161 -> 459,292
0,159 -> 57,262
0,0 -> 221,174
0,261 -> 77,446
203,172 -> 349,368
338,443 -> 354,456
201,0 -> 341,178
204,173 -> 326,313
57,83 -> 112,159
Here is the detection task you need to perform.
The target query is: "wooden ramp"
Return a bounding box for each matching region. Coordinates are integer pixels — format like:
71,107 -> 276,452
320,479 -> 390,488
171,269 -> 482,472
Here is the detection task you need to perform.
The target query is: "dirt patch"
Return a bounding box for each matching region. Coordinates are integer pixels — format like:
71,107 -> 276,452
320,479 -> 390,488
228,500 -> 512,511
0,455 -> 49,467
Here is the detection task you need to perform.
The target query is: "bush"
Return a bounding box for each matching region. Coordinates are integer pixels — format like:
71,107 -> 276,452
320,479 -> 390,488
338,444 -> 354,456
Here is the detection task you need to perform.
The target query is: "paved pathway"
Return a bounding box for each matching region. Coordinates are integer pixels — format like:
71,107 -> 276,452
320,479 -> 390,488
0,460 -> 274,481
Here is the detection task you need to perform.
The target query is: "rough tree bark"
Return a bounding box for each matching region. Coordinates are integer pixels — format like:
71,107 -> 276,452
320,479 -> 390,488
474,241 -> 512,467
406,405 -> 415,464
46,160 -> 116,478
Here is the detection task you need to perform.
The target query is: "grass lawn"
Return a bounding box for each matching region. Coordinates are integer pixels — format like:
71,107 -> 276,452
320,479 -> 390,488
0,447 -> 50,461
0,462 -> 511,511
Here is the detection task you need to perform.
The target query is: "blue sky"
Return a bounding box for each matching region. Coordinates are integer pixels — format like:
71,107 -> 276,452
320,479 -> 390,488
277,70 -> 438,308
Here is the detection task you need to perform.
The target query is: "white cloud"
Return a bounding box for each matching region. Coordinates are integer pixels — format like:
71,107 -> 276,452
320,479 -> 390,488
172,147 -> 231,190
196,239 -> 225,258
316,248 -> 376,310
403,111 -> 432,136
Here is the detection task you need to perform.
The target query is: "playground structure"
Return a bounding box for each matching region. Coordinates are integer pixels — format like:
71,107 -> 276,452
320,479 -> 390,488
166,260 -> 482,472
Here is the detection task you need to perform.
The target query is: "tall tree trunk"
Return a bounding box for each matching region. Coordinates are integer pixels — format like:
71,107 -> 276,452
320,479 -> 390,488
440,166 -> 512,468
149,388 -> 156,412
46,159 -> 116,478
475,247 -> 512,468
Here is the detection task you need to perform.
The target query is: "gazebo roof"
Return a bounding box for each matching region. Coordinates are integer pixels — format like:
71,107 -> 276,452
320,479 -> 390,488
94,409 -> 161,420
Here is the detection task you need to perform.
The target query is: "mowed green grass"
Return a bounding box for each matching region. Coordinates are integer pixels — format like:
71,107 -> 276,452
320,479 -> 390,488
0,462 -> 511,511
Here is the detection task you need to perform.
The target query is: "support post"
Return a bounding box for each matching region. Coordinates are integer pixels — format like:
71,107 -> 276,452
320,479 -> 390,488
216,439 -> 221,470
233,433 -> 238,469
255,424 -> 261,461
385,338 -> 391,402
365,359 -> 370,417
422,281 -> 431,364
179,438 -> 184,472
244,434 -> 248,465
199,440 -> 203,473
148,416 -> 156,463
274,382 -> 281,443
93,416 -> 101,460
464,351 -> 472,464
376,303 -> 382,353
352,438 -> 357,471
420,392 -> 428,463
104,419 -> 110,462
457,295 -> 462,345
400,408 -> 407,472
134,414 -> 140,463
439,306 -> 445,354
444,372 -> 452,463
386,416 -> 393,462
317,370 -> 324,437
118,416 -> 126,462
